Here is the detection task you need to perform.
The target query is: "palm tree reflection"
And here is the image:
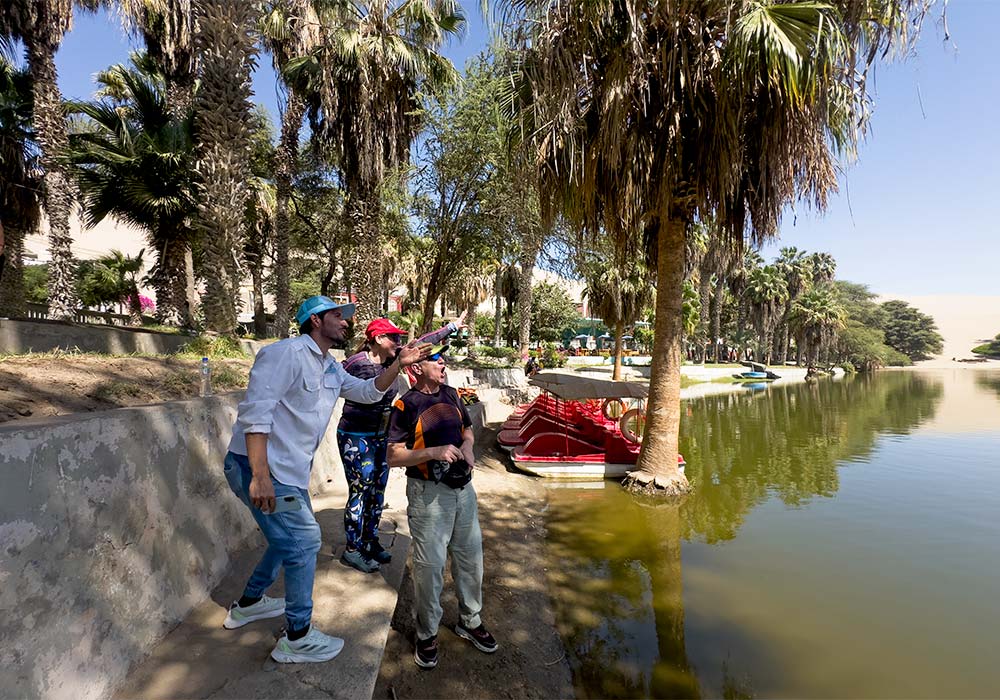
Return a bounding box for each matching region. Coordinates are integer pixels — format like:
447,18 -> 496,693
546,373 -> 942,698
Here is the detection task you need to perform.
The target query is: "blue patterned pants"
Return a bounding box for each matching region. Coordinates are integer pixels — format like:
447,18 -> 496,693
337,431 -> 390,552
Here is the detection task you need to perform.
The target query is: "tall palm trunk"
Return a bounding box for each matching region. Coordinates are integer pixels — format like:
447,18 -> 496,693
345,192 -> 383,327
493,265 -> 503,346
697,273 -> 711,362
154,232 -> 193,326
612,319 -> 624,381
465,302 -> 477,357
273,90 -> 305,337
0,222 -> 27,317
126,287 -> 143,326
516,229 -> 544,358
625,218 -> 691,495
28,40 -> 75,320
710,275 -> 725,363
250,254 -> 266,337
192,0 -> 256,334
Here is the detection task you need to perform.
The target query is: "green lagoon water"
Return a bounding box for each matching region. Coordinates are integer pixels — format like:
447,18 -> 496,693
545,370 -> 1000,698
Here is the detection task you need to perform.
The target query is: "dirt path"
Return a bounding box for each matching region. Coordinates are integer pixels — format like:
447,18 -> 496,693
374,435 -> 575,700
0,355 -> 252,423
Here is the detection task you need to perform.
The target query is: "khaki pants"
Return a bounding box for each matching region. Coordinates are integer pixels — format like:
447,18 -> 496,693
406,478 -> 484,641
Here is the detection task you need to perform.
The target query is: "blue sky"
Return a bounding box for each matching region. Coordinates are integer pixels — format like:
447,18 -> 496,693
53,1 -> 998,296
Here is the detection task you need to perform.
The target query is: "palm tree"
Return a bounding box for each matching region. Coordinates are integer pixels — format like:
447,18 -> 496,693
810,251 -> 837,286
66,57 -> 198,327
117,0 -> 199,318
584,259 -> 654,380
191,0 -> 258,333
1,0 -> 103,320
509,0 -> 929,494
773,246 -> 813,364
745,265 -> 788,365
292,0 -> 465,327
118,0 -> 195,117
790,285 -> 846,367
77,249 -> 145,325
261,0 -> 319,336
0,50 -> 40,317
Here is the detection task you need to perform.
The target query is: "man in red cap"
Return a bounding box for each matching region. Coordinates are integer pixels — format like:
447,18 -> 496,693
336,311 -> 466,572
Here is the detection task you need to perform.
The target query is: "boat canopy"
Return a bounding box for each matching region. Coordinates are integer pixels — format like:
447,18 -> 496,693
529,371 -> 649,400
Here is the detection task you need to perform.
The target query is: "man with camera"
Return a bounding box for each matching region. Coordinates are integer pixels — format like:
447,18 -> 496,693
387,343 -> 498,669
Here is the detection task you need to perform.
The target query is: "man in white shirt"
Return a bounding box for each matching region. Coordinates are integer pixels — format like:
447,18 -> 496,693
222,295 -> 428,664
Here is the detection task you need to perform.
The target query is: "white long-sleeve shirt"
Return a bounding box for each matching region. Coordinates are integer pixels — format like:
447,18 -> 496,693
227,334 -> 386,488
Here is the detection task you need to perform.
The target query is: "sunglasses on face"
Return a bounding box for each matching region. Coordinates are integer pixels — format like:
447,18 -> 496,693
426,352 -> 445,362
382,333 -> 402,344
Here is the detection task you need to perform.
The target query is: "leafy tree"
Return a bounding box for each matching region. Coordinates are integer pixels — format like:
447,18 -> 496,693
836,321 -> 910,371
509,0 -> 930,494
23,264 -> 48,304
833,281 -> 888,329
530,281 -> 578,343
411,57 -> 503,333
881,300 -> 944,361
829,282 -> 903,371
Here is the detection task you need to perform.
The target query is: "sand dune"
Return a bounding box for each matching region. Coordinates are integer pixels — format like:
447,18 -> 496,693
879,295 -> 1000,369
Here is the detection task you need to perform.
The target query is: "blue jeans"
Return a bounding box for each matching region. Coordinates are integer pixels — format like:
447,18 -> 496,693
337,431 -> 390,551
223,452 -> 321,631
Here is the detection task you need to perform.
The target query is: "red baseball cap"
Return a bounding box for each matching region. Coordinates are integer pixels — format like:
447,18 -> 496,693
365,317 -> 407,341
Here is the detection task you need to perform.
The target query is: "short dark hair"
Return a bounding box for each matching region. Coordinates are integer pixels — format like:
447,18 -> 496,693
298,308 -> 331,337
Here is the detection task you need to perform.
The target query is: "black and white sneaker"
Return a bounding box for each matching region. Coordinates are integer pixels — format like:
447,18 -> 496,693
455,623 -> 498,653
414,635 -> 439,668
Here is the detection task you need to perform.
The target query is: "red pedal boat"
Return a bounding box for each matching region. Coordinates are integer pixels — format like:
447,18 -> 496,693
506,372 -> 685,480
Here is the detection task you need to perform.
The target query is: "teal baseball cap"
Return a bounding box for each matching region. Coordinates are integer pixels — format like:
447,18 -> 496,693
295,295 -> 356,325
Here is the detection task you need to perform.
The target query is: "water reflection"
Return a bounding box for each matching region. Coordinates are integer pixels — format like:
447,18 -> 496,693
681,373 -> 943,543
546,373 -> 944,698
975,371 -> 1000,401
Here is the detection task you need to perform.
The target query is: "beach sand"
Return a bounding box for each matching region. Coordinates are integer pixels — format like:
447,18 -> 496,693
879,294 -> 1000,369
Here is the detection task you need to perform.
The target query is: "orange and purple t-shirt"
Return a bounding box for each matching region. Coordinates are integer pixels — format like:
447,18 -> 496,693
388,385 -> 472,488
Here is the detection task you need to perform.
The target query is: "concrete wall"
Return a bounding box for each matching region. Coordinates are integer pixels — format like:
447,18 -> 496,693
0,394 -> 345,700
0,319 -> 270,356
0,359 -> 516,700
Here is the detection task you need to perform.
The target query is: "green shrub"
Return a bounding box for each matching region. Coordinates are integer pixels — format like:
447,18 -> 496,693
480,345 -> 519,361
883,347 -> 913,367
540,342 -> 566,368
972,333 -> 1000,357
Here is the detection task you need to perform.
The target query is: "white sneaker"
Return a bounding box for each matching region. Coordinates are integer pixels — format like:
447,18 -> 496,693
223,595 -> 285,629
271,627 -> 345,663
